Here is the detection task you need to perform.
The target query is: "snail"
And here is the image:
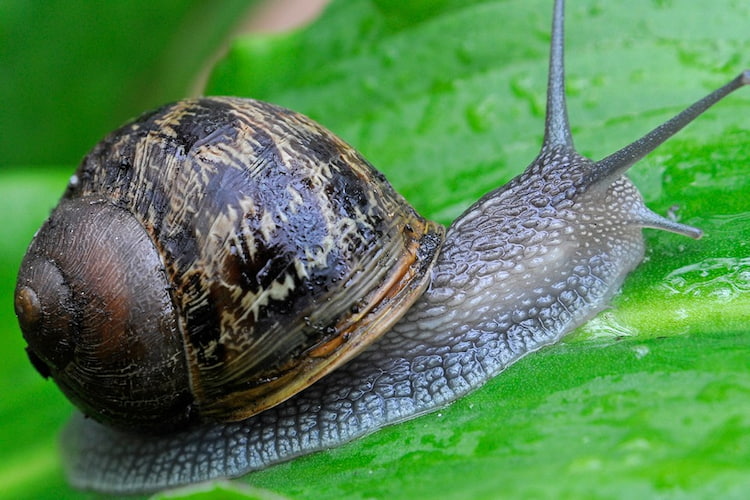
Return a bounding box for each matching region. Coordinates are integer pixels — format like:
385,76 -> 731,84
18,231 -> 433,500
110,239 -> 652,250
13,0 -> 749,494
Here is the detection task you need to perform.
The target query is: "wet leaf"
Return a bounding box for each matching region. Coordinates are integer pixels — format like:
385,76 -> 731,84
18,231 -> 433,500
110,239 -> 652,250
1,0 -> 749,498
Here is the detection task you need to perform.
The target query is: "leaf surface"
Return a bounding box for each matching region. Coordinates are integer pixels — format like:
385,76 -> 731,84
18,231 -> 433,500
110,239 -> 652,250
1,1 -> 749,498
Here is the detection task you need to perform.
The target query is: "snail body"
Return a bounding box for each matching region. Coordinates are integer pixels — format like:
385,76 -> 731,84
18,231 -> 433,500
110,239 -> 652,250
14,0 -> 749,494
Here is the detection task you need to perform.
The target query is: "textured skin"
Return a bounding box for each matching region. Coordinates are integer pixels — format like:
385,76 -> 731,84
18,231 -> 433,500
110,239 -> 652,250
61,146 -> 652,493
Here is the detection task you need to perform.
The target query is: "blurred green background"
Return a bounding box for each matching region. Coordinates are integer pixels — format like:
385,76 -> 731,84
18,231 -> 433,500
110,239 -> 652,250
1,0 -> 749,499
0,0 -> 262,168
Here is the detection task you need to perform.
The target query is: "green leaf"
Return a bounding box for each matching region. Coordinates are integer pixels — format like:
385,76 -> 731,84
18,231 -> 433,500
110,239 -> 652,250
1,0 -> 749,498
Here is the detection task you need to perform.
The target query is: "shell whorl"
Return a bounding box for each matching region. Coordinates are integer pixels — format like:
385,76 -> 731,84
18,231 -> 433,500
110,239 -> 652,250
53,97 -> 443,427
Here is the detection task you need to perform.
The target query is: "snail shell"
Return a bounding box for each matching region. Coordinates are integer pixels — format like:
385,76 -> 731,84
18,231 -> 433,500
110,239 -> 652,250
13,0 -> 749,494
15,97 -> 443,432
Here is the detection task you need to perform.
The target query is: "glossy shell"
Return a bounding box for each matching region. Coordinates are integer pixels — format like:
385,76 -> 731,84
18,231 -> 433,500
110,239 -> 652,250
15,96 -> 444,431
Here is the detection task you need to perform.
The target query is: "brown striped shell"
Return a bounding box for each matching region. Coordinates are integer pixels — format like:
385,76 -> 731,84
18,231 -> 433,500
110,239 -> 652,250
14,97 -> 444,432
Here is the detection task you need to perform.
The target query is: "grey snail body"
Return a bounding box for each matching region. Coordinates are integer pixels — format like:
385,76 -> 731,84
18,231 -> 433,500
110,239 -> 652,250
13,0 -> 749,494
